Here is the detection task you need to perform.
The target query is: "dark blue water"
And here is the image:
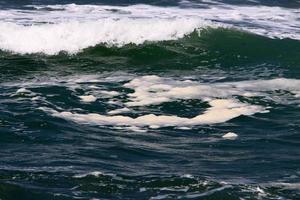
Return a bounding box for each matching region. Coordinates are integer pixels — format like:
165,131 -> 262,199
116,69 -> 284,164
0,0 -> 300,199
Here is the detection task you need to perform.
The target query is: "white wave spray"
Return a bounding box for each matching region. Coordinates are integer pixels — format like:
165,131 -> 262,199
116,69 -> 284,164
0,3 -> 299,54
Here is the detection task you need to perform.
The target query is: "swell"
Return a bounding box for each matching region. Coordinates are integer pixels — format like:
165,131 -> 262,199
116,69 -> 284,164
0,27 -> 300,82
79,28 -> 300,66
2,27 -> 299,64
1,3 -> 300,55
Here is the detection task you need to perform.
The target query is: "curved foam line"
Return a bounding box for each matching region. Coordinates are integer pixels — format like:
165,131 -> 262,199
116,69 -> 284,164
40,99 -> 264,128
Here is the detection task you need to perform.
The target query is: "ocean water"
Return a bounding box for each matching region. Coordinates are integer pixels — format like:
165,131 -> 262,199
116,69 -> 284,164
0,0 -> 300,199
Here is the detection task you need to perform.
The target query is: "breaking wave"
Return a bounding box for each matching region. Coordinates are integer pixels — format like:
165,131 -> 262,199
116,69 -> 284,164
0,3 -> 299,55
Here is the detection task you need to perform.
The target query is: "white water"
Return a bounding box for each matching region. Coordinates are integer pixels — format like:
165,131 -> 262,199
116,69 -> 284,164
123,75 -> 300,107
26,75 -> 300,130
41,98 -> 264,128
0,3 -> 299,54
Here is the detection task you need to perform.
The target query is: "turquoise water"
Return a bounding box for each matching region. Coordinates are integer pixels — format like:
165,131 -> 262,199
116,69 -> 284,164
0,1 -> 300,199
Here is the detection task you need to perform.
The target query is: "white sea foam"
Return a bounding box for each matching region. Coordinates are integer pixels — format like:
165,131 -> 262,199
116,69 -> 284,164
73,171 -> 103,178
108,107 -> 131,115
222,132 -> 238,139
0,18 -> 203,54
124,76 -> 300,107
0,3 -> 299,54
13,88 -> 36,97
79,95 -> 97,102
31,96 -> 41,101
270,182 -> 300,190
16,88 -> 32,94
31,75 -> 300,129
40,98 -> 264,128
100,90 -> 120,97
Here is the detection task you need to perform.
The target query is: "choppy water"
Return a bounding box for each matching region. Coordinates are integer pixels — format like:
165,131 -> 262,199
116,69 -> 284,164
1,0 -> 300,199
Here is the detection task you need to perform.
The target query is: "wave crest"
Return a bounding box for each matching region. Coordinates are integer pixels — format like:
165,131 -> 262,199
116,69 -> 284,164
0,18 -> 205,55
0,3 -> 300,55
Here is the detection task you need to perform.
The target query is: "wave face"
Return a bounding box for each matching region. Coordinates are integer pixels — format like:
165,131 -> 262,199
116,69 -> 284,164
0,3 -> 300,54
0,18 -> 204,54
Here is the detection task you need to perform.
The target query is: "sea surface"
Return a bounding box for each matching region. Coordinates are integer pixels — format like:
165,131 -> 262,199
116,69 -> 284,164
0,0 -> 300,199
